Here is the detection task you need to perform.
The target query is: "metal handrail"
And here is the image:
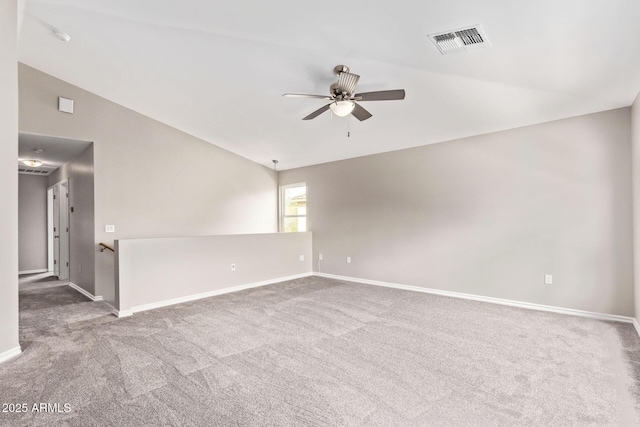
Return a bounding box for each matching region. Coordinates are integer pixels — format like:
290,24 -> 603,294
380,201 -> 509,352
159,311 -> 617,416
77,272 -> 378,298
99,243 -> 115,253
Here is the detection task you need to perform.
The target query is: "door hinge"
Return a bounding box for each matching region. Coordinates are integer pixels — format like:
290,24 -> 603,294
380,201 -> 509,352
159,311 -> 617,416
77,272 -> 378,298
66,228 -> 69,232
66,262 -> 69,267
66,193 -> 69,198
54,260 -> 57,265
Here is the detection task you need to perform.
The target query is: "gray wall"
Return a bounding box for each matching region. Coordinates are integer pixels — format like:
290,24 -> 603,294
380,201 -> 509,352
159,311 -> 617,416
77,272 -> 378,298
0,0 -> 20,359
19,64 -> 277,307
632,93 -> 640,324
280,108 -> 634,317
49,145 -> 95,295
18,174 -> 48,272
117,232 -> 312,313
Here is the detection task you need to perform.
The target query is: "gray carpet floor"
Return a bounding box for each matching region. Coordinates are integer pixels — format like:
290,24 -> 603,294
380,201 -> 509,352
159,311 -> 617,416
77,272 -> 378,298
18,272 -> 64,291
1,276 -> 639,426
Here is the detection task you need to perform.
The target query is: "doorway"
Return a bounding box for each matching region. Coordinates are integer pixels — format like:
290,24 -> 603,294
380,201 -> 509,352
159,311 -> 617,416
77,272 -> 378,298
47,187 -> 53,272
48,179 -> 70,281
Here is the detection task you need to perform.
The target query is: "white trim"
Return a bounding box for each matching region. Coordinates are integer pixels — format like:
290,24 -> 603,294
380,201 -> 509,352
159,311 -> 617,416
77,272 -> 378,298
18,269 -> 48,275
58,179 -> 70,282
47,186 -> 54,272
633,318 -> 640,338
112,309 -> 133,318
0,346 -> 21,364
126,273 -> 313,316
315,273 -> 636,325
68,282 -> 103,301
279,182 -> 306,233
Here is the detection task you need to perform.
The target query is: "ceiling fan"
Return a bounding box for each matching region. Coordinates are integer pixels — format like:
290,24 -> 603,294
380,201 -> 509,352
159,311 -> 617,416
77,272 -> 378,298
283,65 -> 405,121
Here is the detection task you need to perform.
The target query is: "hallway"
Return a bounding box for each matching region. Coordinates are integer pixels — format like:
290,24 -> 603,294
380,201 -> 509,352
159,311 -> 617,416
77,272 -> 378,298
18,274 -> 115,354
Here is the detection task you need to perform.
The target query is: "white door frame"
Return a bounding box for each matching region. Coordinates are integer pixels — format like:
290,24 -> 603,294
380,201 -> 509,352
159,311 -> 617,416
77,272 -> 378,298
47,179 -> 70,281
59,180 -> 69,281
47,187 -> 54,272
49,182 -> 60,278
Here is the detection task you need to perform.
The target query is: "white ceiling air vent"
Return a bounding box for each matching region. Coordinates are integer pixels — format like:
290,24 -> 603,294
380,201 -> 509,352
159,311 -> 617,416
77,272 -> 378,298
429,25 -> 490,55
17,162 -> 56,176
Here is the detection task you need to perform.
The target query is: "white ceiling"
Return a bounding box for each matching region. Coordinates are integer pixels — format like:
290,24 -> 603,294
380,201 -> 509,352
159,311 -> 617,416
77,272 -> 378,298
17,0 -> 640,170
19,132 -> 92,173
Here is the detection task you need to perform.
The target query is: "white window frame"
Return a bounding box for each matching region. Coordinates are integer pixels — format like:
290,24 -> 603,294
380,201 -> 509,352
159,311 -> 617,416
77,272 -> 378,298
280,182 -> 306,232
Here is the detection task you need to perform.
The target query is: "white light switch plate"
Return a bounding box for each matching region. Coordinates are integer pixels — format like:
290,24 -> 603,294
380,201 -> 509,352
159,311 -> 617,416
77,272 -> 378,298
105,225 -> 115,233
544,274 -> 553,285
299,255 -> 304,261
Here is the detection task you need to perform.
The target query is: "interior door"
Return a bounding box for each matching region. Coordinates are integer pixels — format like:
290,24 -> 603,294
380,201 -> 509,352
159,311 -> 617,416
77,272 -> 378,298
52,184 -> 60,278
58,180 -> 70,281
47,187 -> 54,272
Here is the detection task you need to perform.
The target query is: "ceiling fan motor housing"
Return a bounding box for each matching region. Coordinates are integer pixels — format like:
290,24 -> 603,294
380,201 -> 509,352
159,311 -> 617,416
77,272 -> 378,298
330,82 -> 342,97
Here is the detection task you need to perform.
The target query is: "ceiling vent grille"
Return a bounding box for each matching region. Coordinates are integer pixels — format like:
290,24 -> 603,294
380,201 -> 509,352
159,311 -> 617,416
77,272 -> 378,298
18,163 -> 56,176
429,25 -> 490,55
18,168 -> 49,175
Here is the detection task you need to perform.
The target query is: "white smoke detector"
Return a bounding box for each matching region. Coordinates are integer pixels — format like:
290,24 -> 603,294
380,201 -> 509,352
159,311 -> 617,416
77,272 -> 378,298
428,25 -> 491,55
53,29 -> 71,42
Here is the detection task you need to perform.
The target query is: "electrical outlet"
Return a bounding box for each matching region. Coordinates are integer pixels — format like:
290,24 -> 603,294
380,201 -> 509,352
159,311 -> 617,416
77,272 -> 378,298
318,253 -> 323,261
544,274 -> 552,285
347,256 -> 351,263
231,263 -> 236,271
299,255 -> 304,261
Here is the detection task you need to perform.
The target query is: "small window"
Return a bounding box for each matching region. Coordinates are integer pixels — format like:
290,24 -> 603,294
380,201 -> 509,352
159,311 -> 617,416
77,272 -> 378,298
280,183 -> 306,232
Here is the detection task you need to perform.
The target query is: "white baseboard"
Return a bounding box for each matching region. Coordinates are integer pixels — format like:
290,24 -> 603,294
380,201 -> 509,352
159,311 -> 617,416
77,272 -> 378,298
68,282 -> 103,302
0,346 -> 21,364
633,318 -> 640,338
18,269 -> 48,275
124,272 -> 313,316
315,273 -> 636,326
112,308 -> 133,318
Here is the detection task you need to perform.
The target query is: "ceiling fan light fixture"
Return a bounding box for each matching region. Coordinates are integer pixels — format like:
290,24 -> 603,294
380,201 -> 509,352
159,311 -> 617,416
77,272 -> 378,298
330,100 -> 355,117
22,159 -> 43,167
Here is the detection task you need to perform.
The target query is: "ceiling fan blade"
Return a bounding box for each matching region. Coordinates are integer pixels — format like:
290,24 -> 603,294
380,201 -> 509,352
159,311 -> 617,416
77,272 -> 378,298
337,72 -> 360,96
354,89 -> 405,101
302,104 -> 331,120
283,93 -> 332,100
351,103 -> 372,121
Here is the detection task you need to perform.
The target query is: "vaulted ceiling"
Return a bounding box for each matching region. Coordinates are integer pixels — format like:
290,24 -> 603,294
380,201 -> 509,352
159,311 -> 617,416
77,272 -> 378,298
17,0 -> 640,170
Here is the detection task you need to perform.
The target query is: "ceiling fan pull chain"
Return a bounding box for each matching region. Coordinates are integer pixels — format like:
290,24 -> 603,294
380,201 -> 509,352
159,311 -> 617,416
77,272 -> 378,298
347,115 -> 350,138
